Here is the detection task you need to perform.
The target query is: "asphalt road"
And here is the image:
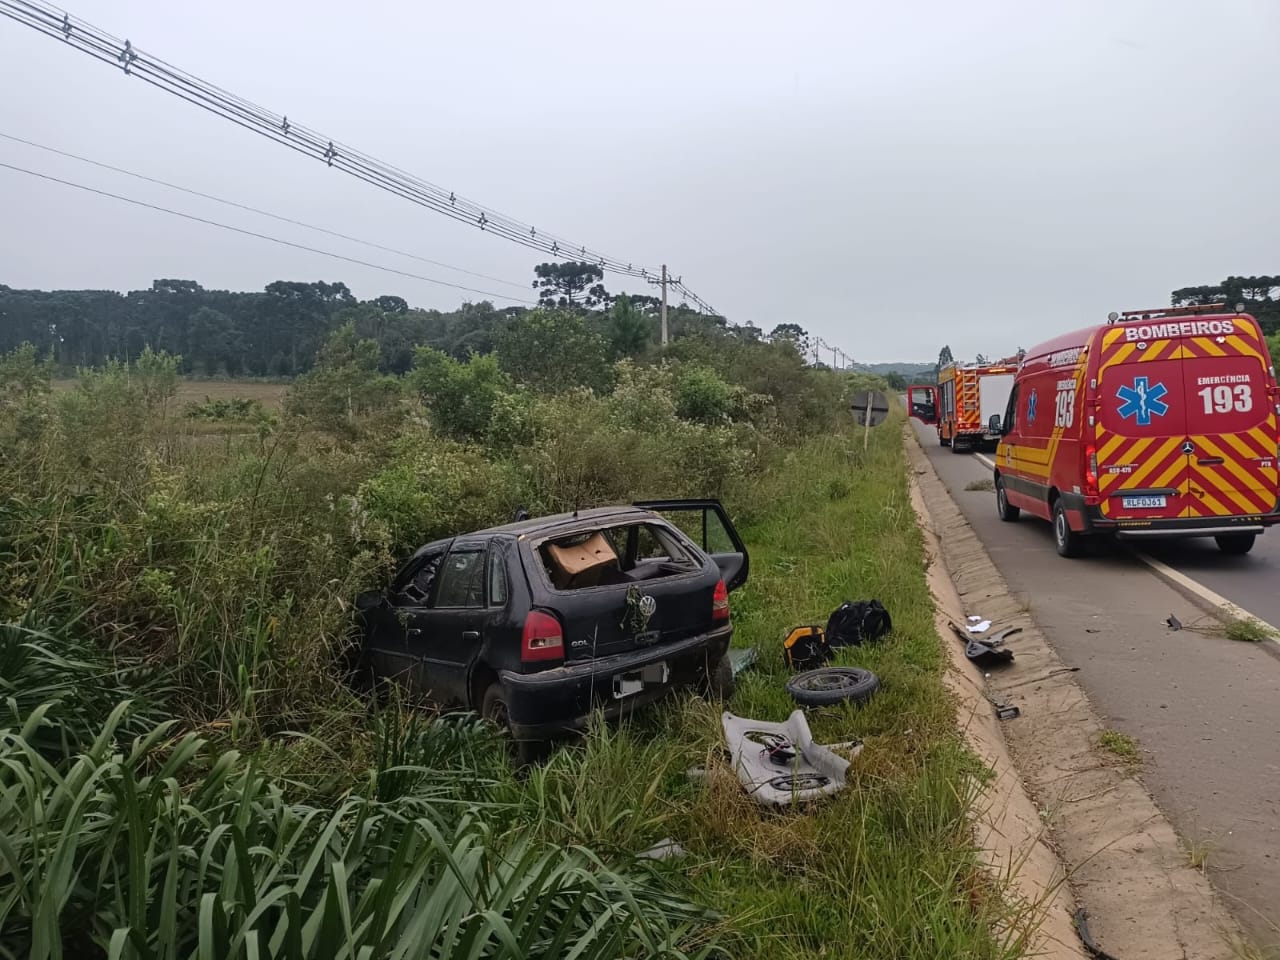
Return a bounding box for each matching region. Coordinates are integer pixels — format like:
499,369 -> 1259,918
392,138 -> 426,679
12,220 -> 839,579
910,417 -> 1280,949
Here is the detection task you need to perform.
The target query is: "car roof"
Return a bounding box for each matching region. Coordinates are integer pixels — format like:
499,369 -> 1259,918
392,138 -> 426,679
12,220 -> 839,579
405,505 -> 663,561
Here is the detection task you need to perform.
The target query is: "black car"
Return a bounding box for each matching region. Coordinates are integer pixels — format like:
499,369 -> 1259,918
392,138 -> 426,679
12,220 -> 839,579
353,499 -> 749,760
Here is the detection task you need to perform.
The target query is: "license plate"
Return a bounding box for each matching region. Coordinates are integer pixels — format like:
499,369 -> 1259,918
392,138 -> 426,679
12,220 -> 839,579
612,662 -> 668,699
1122,495 -> 1166,509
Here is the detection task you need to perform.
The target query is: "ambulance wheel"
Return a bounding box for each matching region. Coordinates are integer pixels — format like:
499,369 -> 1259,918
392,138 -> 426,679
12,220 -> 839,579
1052,500 -> 1085,558
995,476 -> 1020,522
1214,533 -> 1256,555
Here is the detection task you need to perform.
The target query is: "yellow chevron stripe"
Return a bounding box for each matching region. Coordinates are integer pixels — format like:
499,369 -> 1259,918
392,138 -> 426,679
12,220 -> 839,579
1195,436 -> 1266,497
1131,437 -> 1183,489
1188,337 -> 1227,358
1224,334 -> 1262,359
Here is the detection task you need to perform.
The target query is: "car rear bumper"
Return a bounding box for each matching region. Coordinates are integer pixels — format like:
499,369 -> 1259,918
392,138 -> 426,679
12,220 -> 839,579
499,625 -> 732,741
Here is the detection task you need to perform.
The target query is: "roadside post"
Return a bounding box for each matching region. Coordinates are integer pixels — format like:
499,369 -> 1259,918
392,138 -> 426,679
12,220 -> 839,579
850,390 -> 890,450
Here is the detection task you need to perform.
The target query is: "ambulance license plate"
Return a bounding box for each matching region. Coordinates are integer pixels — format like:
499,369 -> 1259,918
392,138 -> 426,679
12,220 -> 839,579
1122,495 -> 1166,509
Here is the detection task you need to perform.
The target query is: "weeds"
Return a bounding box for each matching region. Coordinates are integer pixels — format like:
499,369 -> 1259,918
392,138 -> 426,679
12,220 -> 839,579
966,478 -> 995,492
0,342 -> 1023,956
1222,616 -> 1275,643
1099,729 -> 1140,761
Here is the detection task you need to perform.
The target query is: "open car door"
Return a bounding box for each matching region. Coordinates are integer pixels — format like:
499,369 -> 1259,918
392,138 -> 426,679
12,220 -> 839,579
906,385 -> 938,424
633,498 -> 749,591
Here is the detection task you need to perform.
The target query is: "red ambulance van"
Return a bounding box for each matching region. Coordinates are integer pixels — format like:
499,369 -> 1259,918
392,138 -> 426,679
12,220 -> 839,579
992,305 -> 1280,557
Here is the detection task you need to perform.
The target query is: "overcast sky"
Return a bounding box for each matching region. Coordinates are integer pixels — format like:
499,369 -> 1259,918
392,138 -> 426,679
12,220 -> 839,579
2,0 -> 1278,363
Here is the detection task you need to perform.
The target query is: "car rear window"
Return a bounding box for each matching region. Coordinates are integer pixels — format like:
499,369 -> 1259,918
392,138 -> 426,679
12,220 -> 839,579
536,521 -> 699,591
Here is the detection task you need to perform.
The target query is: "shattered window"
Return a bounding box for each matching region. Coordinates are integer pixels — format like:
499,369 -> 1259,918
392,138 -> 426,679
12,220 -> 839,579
435,549 -> 487,608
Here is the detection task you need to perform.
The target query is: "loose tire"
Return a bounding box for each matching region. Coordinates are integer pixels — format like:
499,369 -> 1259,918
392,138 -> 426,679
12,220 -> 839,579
785,667 -> 880,708
1215,533 -> 1256,555
700,653 -> 736,700
995,476 -> 1020,522
1052,499 -> 1085,558
481,683 -> 546,767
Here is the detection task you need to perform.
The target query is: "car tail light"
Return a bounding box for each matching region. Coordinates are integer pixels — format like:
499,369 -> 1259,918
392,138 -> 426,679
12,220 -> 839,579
1084,443 -> 1099,499
712,579 -> 730,621
521,610 -> 563,663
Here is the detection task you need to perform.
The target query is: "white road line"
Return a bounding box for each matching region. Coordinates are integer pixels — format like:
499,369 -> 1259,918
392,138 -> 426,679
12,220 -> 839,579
962,449 -> 1280,638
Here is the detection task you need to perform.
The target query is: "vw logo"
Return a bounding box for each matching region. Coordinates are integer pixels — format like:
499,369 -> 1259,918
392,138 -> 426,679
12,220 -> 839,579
638,594 -> 657,623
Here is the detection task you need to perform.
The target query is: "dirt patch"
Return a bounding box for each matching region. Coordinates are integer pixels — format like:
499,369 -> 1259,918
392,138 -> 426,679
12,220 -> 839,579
907,431 -> 1247,960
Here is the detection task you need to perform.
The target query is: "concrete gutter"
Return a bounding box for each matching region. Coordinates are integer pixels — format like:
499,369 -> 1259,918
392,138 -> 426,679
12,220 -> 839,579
907,429 -> 1249,960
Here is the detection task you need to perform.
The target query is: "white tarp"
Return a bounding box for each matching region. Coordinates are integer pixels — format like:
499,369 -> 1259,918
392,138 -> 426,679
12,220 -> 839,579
721,709 -> 861,806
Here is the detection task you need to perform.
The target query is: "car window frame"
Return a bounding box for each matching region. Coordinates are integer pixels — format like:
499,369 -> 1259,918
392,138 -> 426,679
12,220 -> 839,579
432,544 -> 490,610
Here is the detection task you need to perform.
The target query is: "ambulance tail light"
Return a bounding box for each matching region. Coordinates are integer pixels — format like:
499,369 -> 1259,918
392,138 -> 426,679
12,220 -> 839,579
1084,443 -> 1099,499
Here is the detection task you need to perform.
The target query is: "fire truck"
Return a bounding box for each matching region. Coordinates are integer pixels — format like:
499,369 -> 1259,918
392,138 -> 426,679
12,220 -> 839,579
908,357 -> 1021,452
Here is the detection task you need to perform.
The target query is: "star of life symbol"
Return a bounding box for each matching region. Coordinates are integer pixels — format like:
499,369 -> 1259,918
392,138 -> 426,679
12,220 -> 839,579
1116,376 -> 1169,427
1026,389 -> 1037,424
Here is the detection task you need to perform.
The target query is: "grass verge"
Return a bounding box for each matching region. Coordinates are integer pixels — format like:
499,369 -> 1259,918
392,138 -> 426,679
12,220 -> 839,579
529,413 -> 1033,959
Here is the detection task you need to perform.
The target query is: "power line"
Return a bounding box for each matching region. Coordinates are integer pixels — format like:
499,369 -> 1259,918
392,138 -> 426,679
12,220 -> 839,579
0,130 -> 532,292
0,159 -> 538,304
0,0 -> 722,313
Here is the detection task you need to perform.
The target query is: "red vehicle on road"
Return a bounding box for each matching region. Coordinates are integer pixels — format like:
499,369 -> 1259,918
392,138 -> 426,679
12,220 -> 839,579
986,305 -> 1280,557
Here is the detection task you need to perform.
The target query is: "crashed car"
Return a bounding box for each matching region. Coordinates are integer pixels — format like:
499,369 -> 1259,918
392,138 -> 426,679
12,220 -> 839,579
352,499 -> 749,760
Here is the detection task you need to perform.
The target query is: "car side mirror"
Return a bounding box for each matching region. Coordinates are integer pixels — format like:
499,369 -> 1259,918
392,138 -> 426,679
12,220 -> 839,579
989,414 -> 1002,433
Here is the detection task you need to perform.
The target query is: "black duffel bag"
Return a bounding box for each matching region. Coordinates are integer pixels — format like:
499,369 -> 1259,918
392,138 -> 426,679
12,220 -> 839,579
825,600 -> 892,648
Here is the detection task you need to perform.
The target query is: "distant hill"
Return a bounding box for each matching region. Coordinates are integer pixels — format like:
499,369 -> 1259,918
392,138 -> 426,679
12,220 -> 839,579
850,361 -> 934,377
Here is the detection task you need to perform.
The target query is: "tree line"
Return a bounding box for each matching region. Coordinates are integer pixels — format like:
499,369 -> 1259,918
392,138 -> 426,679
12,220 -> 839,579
0,261 -> 796,378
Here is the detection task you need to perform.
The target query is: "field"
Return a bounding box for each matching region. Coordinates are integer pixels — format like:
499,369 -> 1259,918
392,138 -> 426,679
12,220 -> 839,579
53,377 -> 290,410
1,342 -> 1030,958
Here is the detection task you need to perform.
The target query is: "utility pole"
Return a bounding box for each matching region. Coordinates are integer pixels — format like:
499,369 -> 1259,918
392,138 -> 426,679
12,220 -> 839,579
660,264 -> 669,346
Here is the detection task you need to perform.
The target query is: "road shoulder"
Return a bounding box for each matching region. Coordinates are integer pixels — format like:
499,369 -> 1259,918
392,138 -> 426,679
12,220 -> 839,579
908,429 -> 1248,960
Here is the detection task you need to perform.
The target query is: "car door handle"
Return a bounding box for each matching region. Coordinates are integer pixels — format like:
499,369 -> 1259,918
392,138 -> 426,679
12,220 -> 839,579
461,631 -> 480,642
407,628 -> 422,637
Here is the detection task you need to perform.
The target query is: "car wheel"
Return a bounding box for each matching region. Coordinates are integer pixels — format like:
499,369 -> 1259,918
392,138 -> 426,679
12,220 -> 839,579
700,653 -> 736,700
785,667 -> 879,708
481,683 -> 546,767
995,476 -> 1020,522
1215,533 -> 1256,555
1053,500 -> 1085,558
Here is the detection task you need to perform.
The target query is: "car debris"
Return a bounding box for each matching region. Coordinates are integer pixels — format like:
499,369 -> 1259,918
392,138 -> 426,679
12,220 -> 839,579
638,838 -> 686,861
351,499 -> 749,764
986,692 -> 1021,721
785,667 -> 880,707
1073,908 -> 1121,960
948,622 -> 1014,666
729,647 -> 758,676
966,615 -> 993,633
782,624 -> 832,670
722,709 -> 861,806
1166,614 -> 1182,631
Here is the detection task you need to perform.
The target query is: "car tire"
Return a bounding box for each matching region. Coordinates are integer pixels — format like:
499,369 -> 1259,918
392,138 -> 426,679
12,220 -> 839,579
1052,499 -> 1085,558
785,667 -> 879,708
1215,533 -> 1256,555
481,683 -> 546,767
995,476 -> 1020,522
700,653 -> 736,700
